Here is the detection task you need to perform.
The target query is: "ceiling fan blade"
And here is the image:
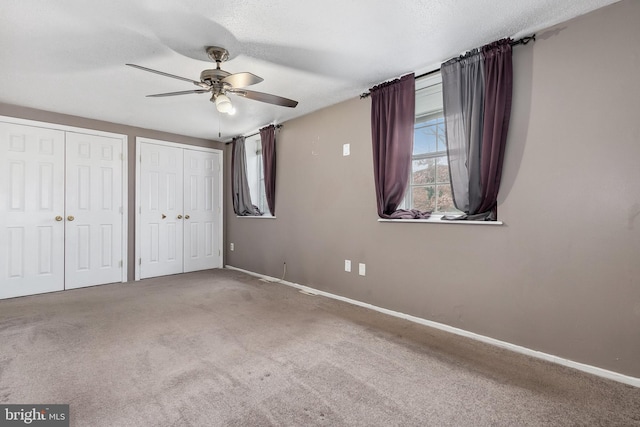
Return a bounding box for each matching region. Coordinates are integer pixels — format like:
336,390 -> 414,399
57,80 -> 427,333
147,89 -> 209,97
126,63 -> 206,88
228,89 -> 298,108
222,72 -> 263,88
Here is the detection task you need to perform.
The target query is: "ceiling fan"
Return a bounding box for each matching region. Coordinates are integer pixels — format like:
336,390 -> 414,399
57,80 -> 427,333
126,46 -> 298,114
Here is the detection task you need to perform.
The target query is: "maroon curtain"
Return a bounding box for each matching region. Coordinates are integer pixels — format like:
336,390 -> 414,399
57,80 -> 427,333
259,125 -> 277,215
477,39 -> 513,218
370,73 -> 428,219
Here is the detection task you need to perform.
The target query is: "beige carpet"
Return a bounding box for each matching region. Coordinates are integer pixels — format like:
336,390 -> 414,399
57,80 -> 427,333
0,269 -> 638,426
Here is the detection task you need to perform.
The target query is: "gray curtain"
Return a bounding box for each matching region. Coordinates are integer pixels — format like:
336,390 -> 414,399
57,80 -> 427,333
259,125 -> 276,216
231,136 -> 261,216
370,73 -> 430,219
441,49 -> 485,214
442,39 -> 513,220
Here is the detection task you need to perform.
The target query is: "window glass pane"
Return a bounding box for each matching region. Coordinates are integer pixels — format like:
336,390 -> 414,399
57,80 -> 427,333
412,186 -> 436,212
413,122 -> 437,155
412,158 -> 435,184
436,120 -> 446,151
435,156 -> 449,183
436,184 -> 457,213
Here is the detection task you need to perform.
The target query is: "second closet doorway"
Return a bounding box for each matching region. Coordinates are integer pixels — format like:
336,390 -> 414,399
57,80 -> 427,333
136,138 -> 223,280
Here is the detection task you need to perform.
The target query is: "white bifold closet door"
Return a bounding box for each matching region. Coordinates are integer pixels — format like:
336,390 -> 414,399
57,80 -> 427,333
0,122 -> 124,299
139,141 -> 221,279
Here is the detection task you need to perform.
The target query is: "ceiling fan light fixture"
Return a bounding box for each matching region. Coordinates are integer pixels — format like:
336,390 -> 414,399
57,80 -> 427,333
129,46 -> 298,118
215,94 -> 233,113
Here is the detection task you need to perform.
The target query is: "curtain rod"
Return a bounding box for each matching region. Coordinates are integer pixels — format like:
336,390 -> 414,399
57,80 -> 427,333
225,124 -> 283,144
360,35 -> 535,99
243,124 -> 282,139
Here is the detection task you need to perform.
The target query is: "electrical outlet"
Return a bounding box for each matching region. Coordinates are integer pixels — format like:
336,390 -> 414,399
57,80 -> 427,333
230,243 -> 234,251
345,260 -> 351,272
359,263 -> 366,276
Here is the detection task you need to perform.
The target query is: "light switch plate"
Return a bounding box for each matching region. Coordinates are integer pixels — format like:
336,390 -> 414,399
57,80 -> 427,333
345,260 -> 351,272
343,143 -> 350,156
359,263 -> 366,276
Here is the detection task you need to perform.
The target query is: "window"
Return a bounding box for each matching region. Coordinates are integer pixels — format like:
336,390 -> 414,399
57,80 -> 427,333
244,136 -> 270,215
401,74 -> 461,215
257,148 -> 267,214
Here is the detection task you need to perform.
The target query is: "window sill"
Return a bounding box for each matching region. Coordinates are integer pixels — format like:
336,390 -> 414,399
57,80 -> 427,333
378,215 -> 503,226
235,215 -> 276,219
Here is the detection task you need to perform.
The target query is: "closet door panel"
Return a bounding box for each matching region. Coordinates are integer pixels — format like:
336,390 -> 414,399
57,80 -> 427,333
139,143 -> 184,278
65,132 -> 124,289
183,150 -> 222,272
0,122 -> 65,299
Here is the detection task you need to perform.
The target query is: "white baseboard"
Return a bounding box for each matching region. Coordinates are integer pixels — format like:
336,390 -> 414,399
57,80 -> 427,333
225,265 -> 640,388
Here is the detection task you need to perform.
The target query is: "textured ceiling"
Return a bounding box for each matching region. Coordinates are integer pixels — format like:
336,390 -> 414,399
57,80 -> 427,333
0,0 -> 620,141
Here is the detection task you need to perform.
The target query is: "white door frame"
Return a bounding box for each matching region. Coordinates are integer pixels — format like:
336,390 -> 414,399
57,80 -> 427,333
135,137 -> 223,281
0,115 -> 129,285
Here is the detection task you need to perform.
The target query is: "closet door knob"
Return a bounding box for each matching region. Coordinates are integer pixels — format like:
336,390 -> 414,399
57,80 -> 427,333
161,214 -> 167,219
177,214 -> 183,219
185,215 -> 190,219
55,216 -> 63,222
67,215 -> 75,221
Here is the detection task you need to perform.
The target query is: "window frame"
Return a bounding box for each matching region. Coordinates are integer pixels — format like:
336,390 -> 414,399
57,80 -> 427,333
241,135 -> 273,218
400,73 -> 461,216
406,115 -> 456,214
256,145 -> 268,214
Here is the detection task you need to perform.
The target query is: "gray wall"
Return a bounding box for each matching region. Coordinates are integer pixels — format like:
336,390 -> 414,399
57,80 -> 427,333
225,0 -> 640,378
0,103 -> 224,280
